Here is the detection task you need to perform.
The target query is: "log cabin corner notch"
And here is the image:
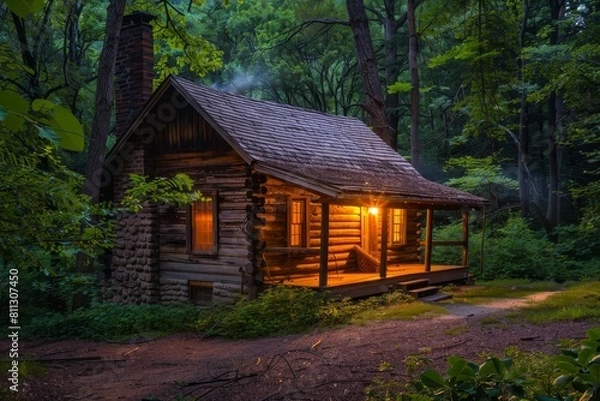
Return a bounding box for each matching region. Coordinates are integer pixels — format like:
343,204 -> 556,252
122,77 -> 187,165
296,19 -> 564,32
104,75 -> 488,305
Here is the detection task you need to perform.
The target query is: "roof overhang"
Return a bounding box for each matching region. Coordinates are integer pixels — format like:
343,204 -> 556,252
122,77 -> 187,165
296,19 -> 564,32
253,162 -> 341,198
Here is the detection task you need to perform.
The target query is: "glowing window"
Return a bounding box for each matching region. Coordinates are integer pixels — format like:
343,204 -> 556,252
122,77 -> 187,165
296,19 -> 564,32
391,209 -> 407,245
289,198 -> 307,247
189,197 -> 217,253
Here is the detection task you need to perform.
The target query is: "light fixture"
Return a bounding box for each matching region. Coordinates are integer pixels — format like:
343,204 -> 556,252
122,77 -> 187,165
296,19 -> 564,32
368,207 -> 379,215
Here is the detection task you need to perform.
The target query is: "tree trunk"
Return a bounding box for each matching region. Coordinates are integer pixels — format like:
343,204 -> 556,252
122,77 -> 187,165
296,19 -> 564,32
407,0 -> 420,169
517,0 -> 531,218
84,0 -> 127,202
545,0 -> 565,232
346,0 -> 392,146
383,0 -> 400,151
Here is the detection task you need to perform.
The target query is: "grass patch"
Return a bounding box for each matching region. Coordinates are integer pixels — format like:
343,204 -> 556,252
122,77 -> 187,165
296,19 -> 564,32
194,287 -> 442,339
513,281 -> 600,323
446,279 -> 563,305
444,324 -> 469,336
350,300 -> 446,324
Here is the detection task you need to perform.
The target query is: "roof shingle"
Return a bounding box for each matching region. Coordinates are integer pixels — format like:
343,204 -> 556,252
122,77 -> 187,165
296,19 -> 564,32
114,75 -> 487,208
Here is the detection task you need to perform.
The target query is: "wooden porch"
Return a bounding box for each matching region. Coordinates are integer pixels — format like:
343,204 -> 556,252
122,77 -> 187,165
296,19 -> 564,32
264,263 -> 470,299
261,204 -> 475,299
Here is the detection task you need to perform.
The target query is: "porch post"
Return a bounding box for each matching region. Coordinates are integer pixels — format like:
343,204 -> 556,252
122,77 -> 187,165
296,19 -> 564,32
424,208 -> 433,272
379,207 -> 388,278
462,208 -> 469,266
319,203 -> 330,288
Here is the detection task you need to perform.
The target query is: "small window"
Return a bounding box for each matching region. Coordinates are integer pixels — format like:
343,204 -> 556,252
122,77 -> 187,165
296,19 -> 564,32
189,281 -> 213,305
189,196 -> 217,254
390,209 -> 407,245
288,198 -> 308,247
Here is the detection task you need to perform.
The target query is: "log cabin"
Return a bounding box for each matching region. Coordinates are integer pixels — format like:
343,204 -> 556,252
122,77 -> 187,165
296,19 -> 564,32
103,13 -> 487,305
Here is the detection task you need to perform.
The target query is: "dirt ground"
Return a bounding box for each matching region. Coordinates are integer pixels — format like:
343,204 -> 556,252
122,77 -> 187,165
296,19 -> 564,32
4,292 -> 600,401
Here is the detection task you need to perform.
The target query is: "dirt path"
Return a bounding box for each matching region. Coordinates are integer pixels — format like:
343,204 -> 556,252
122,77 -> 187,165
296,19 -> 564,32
6,292 -> 600,401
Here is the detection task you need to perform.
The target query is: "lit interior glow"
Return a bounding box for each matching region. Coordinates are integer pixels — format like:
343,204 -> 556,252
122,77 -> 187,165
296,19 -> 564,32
368,207 -> 379,215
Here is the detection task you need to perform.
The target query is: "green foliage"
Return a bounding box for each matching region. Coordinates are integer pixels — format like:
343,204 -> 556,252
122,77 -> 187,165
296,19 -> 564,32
550,328 -> 600,401
195,286 -> 328,339
432,214 -> 600,282
193,287 -> 421,340
516,282 -> 600,324
121,173 -> 202,213
23,303 -> 204,340
0,91 -> 84,151
389,329 -> 600,401
448,280 -> 562,305
415,356 -> 528,400
5,0 -> 46,17
483,216 -> 554,280
445,157 -> 519,204
0,133 -> 111,274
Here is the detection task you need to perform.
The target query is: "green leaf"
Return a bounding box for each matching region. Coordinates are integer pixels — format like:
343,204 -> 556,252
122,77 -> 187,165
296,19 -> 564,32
31,98 -> 55,113
553,374 -> 573,388
586,328 -> 600,342
558,360 -> 581,374
47,105 -> 84,151
578,348 -> 597,365
5,0 -> 46,17
387,81 -> 413,94
0,90 -> 29,114
0,106 -> 7,121
420,369 -> 446,389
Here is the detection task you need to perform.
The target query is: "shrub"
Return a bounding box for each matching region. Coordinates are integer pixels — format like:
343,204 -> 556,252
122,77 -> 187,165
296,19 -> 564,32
195,286 -> 329,339
194,287 -> 418,339
482,216 -> 555,280
375,327 -> 600,401
23,303 -> 203,340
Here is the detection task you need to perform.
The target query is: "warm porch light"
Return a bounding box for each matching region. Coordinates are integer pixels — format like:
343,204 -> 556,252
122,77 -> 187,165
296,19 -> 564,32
368,207 -> 379,215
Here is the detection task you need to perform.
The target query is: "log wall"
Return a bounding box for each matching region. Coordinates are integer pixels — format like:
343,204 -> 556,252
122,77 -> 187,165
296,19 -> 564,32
261,176 -> 423,280
261,178 -> 362,280
154,149 -> 251,304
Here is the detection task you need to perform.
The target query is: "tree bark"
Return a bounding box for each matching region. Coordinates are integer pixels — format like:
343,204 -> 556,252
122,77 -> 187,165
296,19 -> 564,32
407,0 -> 420,168
545,0 -> 565,232
517,0 -> 531,218
84,0 -> 127,202
346,0 -> 392,146
383,0 -> 400,151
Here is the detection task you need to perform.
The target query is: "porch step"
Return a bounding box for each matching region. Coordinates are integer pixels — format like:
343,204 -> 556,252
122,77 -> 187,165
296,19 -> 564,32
407,285 -> 440,298
398,278 -> 430,291
420,292 -> 453,303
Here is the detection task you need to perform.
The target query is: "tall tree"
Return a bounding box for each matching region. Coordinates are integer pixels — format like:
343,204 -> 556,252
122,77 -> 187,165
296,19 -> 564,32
346,0 -> 392,146
544,0 -> 566,231
407,0 -> 420,167
84,0 -> 126,202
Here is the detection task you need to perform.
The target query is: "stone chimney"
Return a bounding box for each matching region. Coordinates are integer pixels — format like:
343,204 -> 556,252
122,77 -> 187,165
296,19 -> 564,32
114,12 -> 155,138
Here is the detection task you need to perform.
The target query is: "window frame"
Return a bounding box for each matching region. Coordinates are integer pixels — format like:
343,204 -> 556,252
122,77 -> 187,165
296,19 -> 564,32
287,197 -> 310,248
189,280 -> 214,305
389,208 -> 408,246
187,193 -> 218,256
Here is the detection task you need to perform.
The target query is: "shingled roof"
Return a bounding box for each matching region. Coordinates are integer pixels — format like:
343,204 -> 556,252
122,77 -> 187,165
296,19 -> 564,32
113,75 -> 487,208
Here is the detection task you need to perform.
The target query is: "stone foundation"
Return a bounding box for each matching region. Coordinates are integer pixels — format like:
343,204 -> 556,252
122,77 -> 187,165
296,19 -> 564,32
158,279 -> 244,305
109,207 -> 159,304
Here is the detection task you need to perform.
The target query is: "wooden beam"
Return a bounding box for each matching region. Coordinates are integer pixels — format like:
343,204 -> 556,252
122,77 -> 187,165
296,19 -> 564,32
424,209 -> 433,272
319,203 -> 330,288
379,207 -> 388,278
462,208 -> 469,266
